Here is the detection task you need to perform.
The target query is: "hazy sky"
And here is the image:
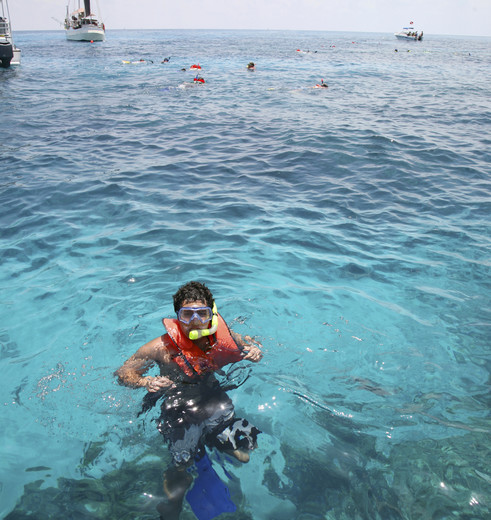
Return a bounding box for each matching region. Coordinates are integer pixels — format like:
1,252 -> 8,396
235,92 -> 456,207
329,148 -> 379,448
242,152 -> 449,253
9,0 -> 491,37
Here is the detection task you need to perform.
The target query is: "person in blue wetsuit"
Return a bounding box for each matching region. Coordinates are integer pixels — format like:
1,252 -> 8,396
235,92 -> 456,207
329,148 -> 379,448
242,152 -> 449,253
116,281 -> 262,520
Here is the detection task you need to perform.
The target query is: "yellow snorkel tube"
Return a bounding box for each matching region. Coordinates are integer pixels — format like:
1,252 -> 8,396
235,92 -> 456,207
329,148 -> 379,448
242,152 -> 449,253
188,302 -> 218,340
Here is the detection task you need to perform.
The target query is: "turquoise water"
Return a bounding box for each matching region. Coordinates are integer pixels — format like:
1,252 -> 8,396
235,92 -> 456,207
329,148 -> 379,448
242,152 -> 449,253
1,29 -> 490,519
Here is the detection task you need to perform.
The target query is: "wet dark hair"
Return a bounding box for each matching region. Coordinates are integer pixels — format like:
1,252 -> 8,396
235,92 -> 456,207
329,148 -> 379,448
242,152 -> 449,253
173,281 -> 214,312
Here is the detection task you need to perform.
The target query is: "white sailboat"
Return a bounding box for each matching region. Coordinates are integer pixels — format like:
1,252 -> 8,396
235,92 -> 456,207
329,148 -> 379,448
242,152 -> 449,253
64,0 -> 105,41
0,0 -> 20,67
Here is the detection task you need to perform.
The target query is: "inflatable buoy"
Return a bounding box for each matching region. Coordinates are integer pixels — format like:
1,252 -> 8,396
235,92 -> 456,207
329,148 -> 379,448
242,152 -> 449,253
193,76 -> 205,83
190,64 -> 201,70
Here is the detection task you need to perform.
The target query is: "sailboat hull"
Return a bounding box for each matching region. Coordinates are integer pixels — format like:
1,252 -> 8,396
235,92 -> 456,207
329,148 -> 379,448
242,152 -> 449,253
66,26 -> 105,41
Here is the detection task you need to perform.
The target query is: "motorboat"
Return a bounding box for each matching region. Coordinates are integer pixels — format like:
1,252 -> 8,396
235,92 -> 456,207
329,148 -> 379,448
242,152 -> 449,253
395,22 -> 423,41
65,1 -> 105,41
0,0 -> 20,67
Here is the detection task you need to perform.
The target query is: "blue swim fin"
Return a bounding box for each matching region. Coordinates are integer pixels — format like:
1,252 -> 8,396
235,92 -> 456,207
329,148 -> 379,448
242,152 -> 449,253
186,453 -> 236,520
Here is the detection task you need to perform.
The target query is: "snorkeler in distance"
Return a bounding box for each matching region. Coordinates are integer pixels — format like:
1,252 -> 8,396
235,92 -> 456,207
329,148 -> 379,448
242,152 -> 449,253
193,74 -> 205,83
247,61 -> 255,70
115,281 -> 263,520
267,78 -> 328,92
161,56 -> 171,63
313,79 -> 328,88
122,58 -> 154,64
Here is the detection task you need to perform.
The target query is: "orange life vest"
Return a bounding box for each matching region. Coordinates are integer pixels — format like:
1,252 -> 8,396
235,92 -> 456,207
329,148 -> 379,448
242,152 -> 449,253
162,313 -> 243,378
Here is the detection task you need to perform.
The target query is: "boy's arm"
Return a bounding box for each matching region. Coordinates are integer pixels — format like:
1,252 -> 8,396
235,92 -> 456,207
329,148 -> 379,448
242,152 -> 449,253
115,336 -> 175,392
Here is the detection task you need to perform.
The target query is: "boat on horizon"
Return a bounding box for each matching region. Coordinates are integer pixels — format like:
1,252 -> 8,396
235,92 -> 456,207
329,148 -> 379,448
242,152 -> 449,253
64,0 -> 105,42
395,21 -> 423,41
0,0 -> 21,67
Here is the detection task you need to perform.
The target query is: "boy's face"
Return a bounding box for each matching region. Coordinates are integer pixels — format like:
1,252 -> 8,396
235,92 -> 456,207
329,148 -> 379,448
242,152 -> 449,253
178,299 -> 211,338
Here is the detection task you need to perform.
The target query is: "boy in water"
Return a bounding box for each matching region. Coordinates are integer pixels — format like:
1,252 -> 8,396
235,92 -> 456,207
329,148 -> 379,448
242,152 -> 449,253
115,281 -> 262,519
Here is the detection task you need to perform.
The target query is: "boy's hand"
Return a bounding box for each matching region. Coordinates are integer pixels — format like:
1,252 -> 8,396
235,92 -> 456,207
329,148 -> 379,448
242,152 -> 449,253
242,337 -> 263,362
142,376 -> 174,392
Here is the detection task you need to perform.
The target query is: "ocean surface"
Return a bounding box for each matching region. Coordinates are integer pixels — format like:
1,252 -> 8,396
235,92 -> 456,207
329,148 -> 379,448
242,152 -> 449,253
1,29 -> 490,519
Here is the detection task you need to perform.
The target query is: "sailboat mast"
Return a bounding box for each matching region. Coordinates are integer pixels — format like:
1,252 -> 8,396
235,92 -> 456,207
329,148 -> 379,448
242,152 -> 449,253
84,0 -> 91,16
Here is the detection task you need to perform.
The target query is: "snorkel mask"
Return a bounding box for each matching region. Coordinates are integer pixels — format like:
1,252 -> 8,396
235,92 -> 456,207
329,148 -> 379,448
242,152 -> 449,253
187,302 -> 218,340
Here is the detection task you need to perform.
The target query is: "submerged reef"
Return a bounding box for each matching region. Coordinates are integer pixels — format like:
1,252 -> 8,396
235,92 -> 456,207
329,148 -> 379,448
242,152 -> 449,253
261,428 -> 491,520
5,433 -> 250,520
5,427 -> 490,519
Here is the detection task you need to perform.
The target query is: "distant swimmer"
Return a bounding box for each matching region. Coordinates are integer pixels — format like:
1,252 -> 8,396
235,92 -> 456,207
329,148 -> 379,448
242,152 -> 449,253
122,58 -> 154,64
177,74 -> 205,89
161,57 -> 171,63
247,62 -> 255,70
313,79 -> 328,88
